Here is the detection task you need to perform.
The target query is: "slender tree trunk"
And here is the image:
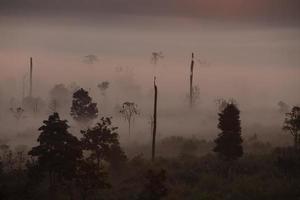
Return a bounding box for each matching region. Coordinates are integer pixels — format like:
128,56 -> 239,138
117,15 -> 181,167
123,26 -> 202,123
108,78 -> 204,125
29,57 -> 33,98
152,77 -> 158,162
189,53 -> 194,108
128,119 -> 131,137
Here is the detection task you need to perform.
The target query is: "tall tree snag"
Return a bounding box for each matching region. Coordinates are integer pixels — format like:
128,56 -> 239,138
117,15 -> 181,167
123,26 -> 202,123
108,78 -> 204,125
152,77 -> 158,162
189,53 -> 194,108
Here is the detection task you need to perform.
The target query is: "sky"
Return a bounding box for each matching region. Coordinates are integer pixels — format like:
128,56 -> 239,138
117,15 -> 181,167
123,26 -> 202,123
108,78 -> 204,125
1,0 -> 300,24
0,0 -> 299,145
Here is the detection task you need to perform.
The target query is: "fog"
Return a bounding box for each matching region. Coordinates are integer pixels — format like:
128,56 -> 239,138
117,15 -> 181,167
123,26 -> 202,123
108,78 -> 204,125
0,14 -> 299,149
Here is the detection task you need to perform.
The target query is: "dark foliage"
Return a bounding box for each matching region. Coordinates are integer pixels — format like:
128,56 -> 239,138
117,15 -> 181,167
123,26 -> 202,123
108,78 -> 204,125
138,169 -> 168,200
76,158 -> 110,200
80,117 -> 127,170
70,88 -> 98,123
28,113 -> 82,185
283,106 -> 300,150
49,84 -> 71,112
214,103 -> 243,161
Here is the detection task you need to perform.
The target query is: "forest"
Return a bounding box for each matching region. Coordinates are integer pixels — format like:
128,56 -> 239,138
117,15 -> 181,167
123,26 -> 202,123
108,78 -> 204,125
1,1 -> 300,198
0,55 -> 299,200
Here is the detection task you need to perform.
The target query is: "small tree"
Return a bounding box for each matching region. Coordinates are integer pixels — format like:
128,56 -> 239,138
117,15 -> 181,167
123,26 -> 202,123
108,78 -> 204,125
71,88 -> 98,124
283,106 -> 300,150
213,102 -> 243,161
49,84 -> 71,112
80,117 -> 127,169
120,102 -> 139,136
152,77 -> 158,161
97,81 -> 110,96
83,54 -> 98,64
28,113 -> 82,195
151,52 -> 164,65
9,107 -> 25,121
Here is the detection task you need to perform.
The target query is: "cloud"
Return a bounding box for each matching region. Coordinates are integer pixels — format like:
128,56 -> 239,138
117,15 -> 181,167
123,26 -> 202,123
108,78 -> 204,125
1,0 -> 299,24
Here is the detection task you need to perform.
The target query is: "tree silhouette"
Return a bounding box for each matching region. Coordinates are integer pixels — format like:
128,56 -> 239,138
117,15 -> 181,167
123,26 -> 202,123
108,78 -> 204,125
120,102 -> 139,136
151,52 -> 164,65
189,53 -> 195,108
71,88 -> 98,124
80,117 -> 127,169
97,81 -> 110,96
152,77 -> 158,161
283,106 -> 300,150
213,103 -> 243,161
49,83 -> 71,112
28,113 -> 82,194
83,54 -> 98,64
9,107 -> 25,121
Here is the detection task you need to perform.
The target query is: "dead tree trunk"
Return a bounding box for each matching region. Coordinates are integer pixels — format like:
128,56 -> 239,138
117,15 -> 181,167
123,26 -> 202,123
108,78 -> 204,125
29,57 -> 33,97
189,53 -> 194,108
152,77 -> 158,162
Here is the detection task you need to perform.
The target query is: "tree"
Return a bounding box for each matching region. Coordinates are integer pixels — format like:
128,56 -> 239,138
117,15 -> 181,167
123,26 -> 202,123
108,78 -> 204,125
97,81 -> 110,96
138,169 -> 168,200
151,52 -> 164,65
80,117 -> 127,169
70,88 -> 98,124
283,106 -> 300,150
120,102 -> 139,136
9,107 -> 25,121
83,54 -> 98,64
28,113 -> 82,195
189,53 -> 195,108
213,103 -> 243,161
49,83 -> 71,112
152,77 -> 158,162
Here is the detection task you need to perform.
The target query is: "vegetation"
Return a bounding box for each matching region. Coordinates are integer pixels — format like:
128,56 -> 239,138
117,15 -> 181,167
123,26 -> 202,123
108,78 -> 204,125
283,106 -> 300,150
213,102 -> 243,161
0,62 -> 299,200
71,88 -> 98,124
120,102 -> 139,136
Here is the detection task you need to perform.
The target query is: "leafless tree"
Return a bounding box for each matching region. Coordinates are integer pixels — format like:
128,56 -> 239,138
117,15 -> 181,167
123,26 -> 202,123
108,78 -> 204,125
120,102 -> 139,136
151,52 -> 164,65
83,54 -> 99,64
152,77 -> 158,161
10,107 -> 25,121
97,81 -> 110,96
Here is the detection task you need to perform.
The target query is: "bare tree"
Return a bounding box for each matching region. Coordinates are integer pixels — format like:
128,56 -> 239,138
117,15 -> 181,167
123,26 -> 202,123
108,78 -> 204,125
10,107 -> 25,121
83,54 -> 98,64
189,53 -> 195,108
151,52 -> 164,65
152,77 -> 158,162
120,102 -> 139,136
97,81 -> 110,96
